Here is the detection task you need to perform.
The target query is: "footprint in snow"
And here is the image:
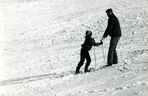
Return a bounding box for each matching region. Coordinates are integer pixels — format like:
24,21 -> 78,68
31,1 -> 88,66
114,81 -> 143,91
115,86 -> 125,91
88,90 -> 95,93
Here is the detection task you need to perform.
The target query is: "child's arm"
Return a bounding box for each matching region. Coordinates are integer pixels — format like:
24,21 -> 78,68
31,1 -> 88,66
91,39 -> 103,46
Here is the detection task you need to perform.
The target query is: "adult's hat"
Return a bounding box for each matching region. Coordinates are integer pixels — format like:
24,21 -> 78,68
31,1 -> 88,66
106,8 -> 113,13
86,30 -> 92,36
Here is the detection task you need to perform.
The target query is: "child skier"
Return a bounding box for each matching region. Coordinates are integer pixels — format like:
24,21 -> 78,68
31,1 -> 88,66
75,30 -> 103,74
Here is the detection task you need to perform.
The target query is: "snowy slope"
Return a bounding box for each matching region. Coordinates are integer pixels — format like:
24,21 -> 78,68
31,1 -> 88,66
0,0 -> 148,96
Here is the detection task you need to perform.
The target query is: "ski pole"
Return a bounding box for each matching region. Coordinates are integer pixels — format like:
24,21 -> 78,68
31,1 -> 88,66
94,47 -> 97,69
101,42 -> 106,64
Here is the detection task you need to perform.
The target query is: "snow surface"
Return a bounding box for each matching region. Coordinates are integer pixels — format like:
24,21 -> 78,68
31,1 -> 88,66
0,0 -> 148,96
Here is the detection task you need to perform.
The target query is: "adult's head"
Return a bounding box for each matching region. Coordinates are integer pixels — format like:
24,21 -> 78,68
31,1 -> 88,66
86,30 -> 92,37
106,8 -> 113,17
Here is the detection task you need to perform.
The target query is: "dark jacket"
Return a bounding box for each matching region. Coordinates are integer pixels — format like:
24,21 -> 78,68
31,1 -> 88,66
103,14 -> 121,37
82,36 -> 101,51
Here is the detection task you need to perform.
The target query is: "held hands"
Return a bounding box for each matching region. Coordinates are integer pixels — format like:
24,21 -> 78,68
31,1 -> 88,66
100,40 -> 103,45
96,39 -> 103,46
100,36 -> 107,45
101,37 -> 106,41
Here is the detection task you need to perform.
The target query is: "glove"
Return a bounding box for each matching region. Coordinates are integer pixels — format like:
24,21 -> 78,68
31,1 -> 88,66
100,40 -> 103,45
102,37 -> 106,41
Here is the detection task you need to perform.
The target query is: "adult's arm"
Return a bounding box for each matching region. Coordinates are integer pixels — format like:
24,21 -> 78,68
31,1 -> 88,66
103,18 -> 115,38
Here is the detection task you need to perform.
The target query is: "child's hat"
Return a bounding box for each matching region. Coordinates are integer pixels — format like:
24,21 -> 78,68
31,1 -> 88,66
86,30 -> 92,36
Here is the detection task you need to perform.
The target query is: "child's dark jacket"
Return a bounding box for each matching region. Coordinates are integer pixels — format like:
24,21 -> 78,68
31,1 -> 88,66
81,36 -> 101,51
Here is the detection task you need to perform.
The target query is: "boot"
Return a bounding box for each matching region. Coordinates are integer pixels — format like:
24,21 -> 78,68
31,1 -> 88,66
106,62 -> 112,66
75,67 -> 80,74
84,67 -> 91,73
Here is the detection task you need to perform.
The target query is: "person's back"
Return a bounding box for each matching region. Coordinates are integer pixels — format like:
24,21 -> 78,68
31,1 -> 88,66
82,36 -> 94,51
108,14 -> 121,37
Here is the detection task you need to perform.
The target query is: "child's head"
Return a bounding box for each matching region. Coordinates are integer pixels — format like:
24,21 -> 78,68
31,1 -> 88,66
85,30 -> 92,37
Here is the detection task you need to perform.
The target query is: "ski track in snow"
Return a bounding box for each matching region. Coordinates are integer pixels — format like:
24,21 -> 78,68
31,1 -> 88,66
0,0 -> 148,96
0,65 -> 110,86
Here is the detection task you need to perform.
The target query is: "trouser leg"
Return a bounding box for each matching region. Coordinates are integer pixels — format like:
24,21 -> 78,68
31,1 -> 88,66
107,38 -> 115,65
84,51 -> 91,72
113,50 -> 118,64
107,37 -> 120,65
76,49 -> 85,73
76,60 -> 84,73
